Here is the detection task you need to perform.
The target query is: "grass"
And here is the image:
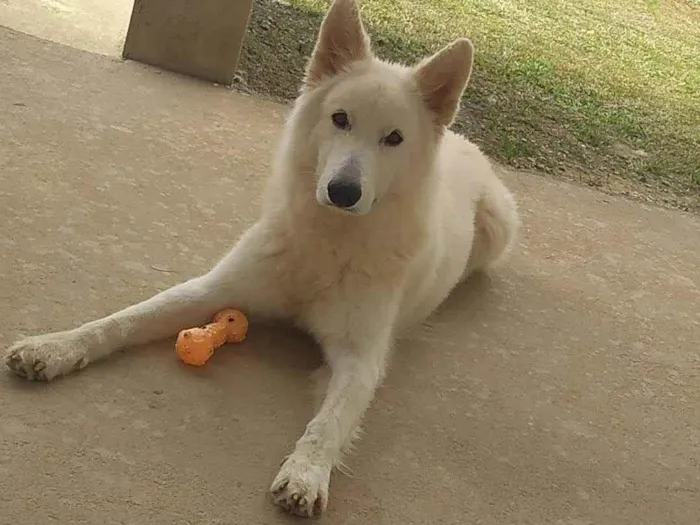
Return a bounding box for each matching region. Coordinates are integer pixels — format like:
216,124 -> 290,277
238,0 -> 700,212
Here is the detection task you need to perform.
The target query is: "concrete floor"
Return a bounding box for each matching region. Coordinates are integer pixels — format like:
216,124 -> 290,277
2,23 -> 700,525
0,0 -> 132,55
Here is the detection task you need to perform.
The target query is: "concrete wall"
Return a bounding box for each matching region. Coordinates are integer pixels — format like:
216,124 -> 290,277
123,0 -> 254,84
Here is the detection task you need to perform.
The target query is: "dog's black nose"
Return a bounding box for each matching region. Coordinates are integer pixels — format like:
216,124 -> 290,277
327,180 -> 362,208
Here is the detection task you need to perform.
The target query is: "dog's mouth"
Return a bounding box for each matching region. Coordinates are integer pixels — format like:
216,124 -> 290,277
320,196 -> 379,216
324,202 -> 361,215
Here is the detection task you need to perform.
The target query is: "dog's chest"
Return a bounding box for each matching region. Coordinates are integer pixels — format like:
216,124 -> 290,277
268,228 -> 410,315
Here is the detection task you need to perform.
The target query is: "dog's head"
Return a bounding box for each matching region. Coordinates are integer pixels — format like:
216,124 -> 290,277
290,0 -> 474,216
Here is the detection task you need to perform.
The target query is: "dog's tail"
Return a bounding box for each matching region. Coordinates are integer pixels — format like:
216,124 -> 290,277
466,176 -> 520,275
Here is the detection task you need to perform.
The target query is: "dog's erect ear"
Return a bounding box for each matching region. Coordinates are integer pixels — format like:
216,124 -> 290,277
304,0 -> 371,88
413,38 -> 474,127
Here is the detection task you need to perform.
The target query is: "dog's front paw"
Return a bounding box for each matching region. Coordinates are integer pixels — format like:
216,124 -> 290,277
5,332 -> 89,381
270,454 -> 332,518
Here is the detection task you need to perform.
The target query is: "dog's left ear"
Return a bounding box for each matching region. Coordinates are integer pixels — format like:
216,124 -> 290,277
413,38 -> 474,127
304,0 -> 371,89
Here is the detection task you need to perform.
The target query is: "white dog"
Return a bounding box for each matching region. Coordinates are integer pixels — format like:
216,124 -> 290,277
5,0 -> 518,517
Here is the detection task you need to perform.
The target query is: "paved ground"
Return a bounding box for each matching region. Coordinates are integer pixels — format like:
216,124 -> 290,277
1,26 -> 700,525
0,0 -> 132,55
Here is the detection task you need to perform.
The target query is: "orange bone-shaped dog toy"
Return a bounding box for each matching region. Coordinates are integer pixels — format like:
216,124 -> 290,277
175,308 -> 248,366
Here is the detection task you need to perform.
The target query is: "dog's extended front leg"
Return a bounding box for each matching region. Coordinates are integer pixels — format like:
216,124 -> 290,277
5,224 -> 281,380
270,302 -> 396,517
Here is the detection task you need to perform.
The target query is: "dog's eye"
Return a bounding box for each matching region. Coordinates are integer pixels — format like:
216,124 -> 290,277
383,130 -> 403,147
332,111 -> 350,130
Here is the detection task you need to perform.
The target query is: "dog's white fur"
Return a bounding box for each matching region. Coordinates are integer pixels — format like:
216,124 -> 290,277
4,0 -> 518,517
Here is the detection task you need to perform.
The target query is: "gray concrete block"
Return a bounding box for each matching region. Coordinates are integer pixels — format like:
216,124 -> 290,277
123,0 -> 253,84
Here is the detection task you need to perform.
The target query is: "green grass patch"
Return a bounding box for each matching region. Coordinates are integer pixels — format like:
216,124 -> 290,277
239,0 -> 700,212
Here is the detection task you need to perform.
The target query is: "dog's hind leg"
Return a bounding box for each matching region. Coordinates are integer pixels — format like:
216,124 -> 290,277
465,176 -> 519,276
5,225 -> 282,381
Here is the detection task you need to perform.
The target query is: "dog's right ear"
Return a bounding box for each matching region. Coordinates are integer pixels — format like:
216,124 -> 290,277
304,0 -> 371,89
